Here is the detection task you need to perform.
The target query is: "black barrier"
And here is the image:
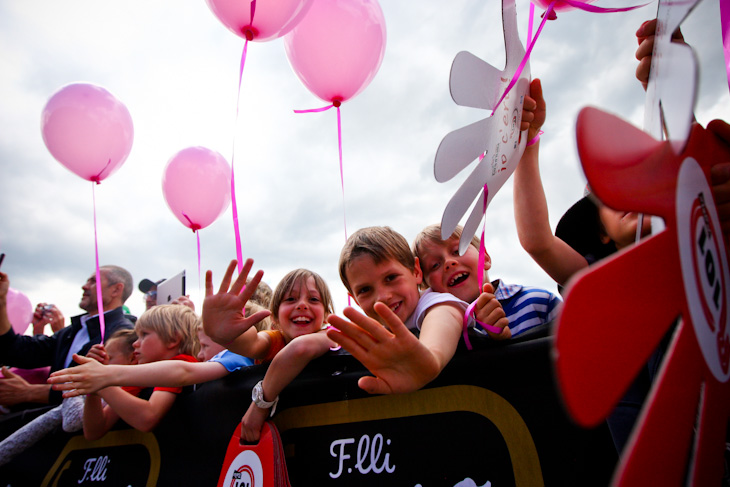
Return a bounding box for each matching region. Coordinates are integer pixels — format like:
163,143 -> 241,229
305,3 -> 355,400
0,330 -> 617,486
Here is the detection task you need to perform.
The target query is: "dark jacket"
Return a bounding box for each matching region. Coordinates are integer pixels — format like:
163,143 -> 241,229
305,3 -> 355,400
0,306 -> 134,404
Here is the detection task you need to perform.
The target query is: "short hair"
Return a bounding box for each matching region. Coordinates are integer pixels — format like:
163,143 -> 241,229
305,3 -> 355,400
246,278 -> 273,308
412,224 -> 482,289
101,265 -> 134,303
339,226 -> 415,294
106,328 -> 137,356
135,304 -> 200,357
270,269 -> 334,329
412,224 -> 481,261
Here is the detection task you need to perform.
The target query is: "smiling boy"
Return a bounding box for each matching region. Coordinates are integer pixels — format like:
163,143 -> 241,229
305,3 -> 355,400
327,226 -> 509,395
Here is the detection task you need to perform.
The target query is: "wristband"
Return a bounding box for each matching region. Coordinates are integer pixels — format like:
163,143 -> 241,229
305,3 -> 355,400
526,130 -> 544,146
252,380 -> 279,417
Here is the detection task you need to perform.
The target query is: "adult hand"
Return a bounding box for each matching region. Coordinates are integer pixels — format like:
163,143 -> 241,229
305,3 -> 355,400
0,366 -> 46,406
202,259 -> 271,346
32,303 -> 65,335
327,303 -> 441,395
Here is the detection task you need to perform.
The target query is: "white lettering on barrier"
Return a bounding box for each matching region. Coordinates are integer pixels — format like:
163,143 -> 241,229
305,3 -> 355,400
78,455 -> 110,483
329,434 -> 395,478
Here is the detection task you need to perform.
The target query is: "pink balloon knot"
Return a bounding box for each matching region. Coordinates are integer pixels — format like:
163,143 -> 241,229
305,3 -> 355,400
90,177 -> 101,185
242,27 -> 257,41
332,98 -> 342,108
543,9 -> 557,19
182,213 -> 202,232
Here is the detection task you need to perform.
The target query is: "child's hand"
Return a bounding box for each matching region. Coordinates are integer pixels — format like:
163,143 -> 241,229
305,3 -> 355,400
86,344 -> 108,364
327,304 -> 441,395
635,19 -> 684,90
520,78 -> 546,143
474,283 -> 511,340
202,259 -> 272,346
240,403 -> 270,443
47,355 -> 109,397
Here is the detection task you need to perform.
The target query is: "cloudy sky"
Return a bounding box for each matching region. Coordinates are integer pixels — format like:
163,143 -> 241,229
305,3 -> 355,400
1,0 -> 728,327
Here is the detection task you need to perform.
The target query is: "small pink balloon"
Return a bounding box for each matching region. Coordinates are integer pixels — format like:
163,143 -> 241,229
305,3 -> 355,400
41,83 -> 134,182
206,0 -> 314,42
284,0 -> 387,104
162,147 -> 232,231
6,288 -> 32,335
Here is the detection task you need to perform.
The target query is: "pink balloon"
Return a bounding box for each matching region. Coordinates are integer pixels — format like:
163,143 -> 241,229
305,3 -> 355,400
6,288 -> 32,335
162,147 -> 232,231
41,83 -> 134,182
284,0 -> 387,104
206,0 -> 314,42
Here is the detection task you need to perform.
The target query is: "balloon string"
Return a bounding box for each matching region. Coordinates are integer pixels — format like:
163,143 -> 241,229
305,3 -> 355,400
490,0 -> 555,117
528,2 -> 535,45
462,178 -> 494,350
182,212 -> 203,294
196,230 -> 202,296
294,101 -> 350,306
231,39 -> 249,274
491,0 -> 649,117
91,182 -> 106,343
721,0 -> 730,95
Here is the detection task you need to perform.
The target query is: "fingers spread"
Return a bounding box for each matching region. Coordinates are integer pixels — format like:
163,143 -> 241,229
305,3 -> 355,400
217,260 -> 238,294
231,259 -> 254,295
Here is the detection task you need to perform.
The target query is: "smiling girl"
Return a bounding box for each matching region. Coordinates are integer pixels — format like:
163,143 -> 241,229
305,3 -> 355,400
204,263 -> 336,442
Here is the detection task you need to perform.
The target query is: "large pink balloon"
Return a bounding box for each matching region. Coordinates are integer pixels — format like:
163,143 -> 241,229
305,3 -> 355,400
41,83 -> 134,182
6,288 -> 32,335
206,0 -> 314,42
162,147 -> 232,231
284,0 -> 387,104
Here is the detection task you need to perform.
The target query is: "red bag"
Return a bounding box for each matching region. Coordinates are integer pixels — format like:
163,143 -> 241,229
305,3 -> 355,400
217,421 -> 291,487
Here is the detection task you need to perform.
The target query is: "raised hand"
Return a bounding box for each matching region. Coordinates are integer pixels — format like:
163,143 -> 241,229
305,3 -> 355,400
327,303 -> 441,395
202,259 -> 271,346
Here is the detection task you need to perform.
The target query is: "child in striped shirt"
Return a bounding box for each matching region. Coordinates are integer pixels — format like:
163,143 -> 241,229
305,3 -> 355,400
413,224 -> 560,337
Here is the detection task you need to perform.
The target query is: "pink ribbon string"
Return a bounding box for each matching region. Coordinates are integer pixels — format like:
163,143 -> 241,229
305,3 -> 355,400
528,1 -> 535,46
91,183 -> 106,343
294,100 -> 351,306
462,182 -> 494,350
182,213 -> 202,292
231,38 -> 250,274
492,0 -> 649,117
722,0 -> 730,95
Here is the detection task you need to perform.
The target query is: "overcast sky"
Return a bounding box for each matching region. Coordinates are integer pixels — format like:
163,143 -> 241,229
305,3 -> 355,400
1,0 -> 728,327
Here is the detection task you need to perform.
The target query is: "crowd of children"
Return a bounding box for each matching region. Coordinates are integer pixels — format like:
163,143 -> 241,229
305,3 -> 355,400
1,17 -> 729,471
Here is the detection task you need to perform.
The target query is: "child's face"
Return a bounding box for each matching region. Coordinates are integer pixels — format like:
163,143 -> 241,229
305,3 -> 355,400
133,328 -> 175,364
276,276 -> 327,342
346,254 -> 422,326
418,238 -> 485,303
197,329 -> 225,361
105,339 -> 134,365
598,206 -> 651,250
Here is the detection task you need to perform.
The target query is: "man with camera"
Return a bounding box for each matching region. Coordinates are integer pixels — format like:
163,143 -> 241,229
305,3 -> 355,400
0,266 -> 135,409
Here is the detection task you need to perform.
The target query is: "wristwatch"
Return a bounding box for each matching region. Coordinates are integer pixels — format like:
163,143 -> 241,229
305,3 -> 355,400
252,380 -> 279,416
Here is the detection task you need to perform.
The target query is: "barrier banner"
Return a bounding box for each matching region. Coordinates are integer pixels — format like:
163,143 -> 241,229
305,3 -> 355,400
0,331 -> 618,486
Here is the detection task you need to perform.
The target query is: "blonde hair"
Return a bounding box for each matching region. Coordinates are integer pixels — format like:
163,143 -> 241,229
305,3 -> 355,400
248,300 -> 273,332
413,224 -> 483,289
270,269 -> 334,329
135,304 -> 200,357
339,226 -> 415,294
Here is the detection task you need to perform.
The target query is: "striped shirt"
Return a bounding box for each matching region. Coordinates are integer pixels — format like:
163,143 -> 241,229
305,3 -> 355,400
474,279 -> 561,337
